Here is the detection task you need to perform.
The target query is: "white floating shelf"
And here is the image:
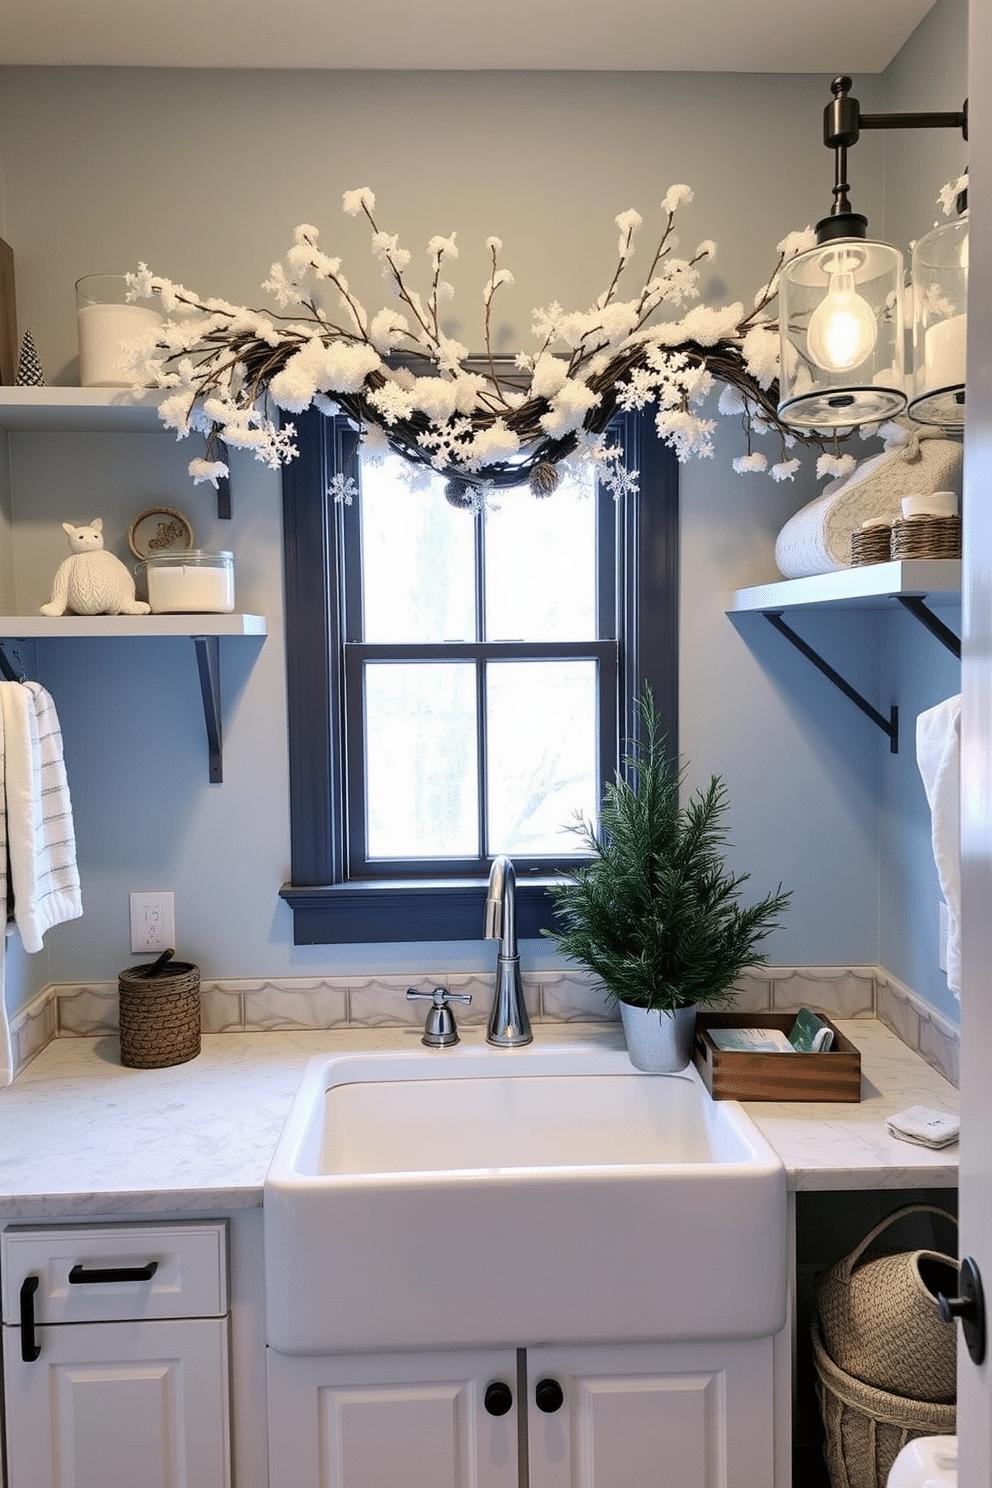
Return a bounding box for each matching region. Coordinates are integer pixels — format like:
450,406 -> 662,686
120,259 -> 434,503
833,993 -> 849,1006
0,615 -> 267,782
729,560 -> 961,614
0,614 -> 266,639
728,561 -> 961,756
0,387 -> 169,432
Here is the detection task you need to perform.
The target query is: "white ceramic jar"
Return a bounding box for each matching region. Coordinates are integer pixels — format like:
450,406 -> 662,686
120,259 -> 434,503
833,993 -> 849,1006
145,551 -> 235,613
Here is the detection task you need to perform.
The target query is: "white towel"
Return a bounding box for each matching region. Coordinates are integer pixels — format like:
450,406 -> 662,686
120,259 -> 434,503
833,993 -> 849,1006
0,695 -> 9,1086
916,694 -> 962,997
0,682 -> 82,1084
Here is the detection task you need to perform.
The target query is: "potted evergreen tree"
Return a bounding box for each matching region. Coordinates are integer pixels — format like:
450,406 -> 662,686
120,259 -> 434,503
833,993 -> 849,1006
542,687 -> 791,1072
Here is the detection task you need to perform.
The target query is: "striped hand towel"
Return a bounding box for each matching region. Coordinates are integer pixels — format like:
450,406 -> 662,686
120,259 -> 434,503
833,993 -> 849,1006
0,681 -> 82,954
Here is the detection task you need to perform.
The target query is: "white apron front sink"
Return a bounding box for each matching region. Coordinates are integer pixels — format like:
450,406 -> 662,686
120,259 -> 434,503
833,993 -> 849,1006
263,1031 -> 787,1354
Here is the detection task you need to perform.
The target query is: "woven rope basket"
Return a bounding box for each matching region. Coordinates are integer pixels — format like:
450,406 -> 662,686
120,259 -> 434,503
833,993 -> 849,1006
118,961 -> 201,1068
812,1318 -> 955,1488
814,1203 -> 958,1402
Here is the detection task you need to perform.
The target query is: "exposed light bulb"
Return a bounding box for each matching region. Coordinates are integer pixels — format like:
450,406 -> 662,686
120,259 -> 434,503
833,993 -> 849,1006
806,251 -> 877,372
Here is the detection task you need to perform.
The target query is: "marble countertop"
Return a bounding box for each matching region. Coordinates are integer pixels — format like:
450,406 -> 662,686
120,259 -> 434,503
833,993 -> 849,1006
0,1019 -> 958,1221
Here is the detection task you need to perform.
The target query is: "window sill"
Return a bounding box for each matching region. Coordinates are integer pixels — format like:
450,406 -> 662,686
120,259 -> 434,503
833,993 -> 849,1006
279,878 -> 560,945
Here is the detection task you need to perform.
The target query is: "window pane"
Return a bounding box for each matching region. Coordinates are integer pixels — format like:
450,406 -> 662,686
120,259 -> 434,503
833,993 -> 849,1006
484,465 -> 598,641
486,661 -> 599,857
361,454 -> 476,642
365,663 -> 478,859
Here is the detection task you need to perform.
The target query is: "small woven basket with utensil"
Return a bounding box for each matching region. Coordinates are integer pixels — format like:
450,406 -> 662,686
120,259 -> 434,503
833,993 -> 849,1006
118,951 -> 200,1068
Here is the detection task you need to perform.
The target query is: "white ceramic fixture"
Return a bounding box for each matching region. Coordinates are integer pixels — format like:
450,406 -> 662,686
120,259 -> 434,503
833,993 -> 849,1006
263,1033 -> 787,1354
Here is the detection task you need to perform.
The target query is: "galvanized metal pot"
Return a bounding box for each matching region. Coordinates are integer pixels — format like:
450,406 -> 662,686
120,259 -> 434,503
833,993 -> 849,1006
618,1001 -> 697,1073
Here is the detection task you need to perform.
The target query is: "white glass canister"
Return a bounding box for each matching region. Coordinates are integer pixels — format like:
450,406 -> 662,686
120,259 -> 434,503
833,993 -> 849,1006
145,551 -> 235,613
909,213 -> 968,429
76,274 -> 163,387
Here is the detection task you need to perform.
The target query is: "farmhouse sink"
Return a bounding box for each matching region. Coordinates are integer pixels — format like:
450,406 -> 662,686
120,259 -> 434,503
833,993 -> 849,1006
263,1032 -> 787,1354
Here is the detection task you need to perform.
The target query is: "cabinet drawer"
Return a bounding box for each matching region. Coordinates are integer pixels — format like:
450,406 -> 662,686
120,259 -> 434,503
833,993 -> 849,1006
2,1221 -> 228,1324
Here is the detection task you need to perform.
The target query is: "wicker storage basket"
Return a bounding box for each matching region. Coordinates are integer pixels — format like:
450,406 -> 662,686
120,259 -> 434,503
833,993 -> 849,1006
814,1203 -> 958,1402
118,961 -> 201,1068
851,526 -> 892,566
812,1318 -> 955,1488
890,514 -> 961,560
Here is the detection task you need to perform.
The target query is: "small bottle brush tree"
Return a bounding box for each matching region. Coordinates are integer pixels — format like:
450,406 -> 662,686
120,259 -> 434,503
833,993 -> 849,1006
543,687 -> 791,1012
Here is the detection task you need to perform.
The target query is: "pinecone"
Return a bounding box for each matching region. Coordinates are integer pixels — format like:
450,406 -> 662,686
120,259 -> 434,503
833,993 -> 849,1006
15,330 -> 45,387
529,461 -> 559,498
444,478 -> 476,510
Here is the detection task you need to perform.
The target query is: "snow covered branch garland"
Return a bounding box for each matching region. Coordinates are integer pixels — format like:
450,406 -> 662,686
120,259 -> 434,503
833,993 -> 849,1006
123,186 -> 841,499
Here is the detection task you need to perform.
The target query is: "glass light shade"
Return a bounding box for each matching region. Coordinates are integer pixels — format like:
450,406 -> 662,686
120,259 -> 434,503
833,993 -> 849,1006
778,236 -> 906,429
909,214 -> 968,428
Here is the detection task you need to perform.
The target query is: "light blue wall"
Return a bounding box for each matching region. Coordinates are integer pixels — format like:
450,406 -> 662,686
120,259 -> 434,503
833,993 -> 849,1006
0,5 -> 967,1017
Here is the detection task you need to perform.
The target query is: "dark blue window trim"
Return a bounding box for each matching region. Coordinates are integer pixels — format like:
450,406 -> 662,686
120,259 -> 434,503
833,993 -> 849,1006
278,409 -> 679,944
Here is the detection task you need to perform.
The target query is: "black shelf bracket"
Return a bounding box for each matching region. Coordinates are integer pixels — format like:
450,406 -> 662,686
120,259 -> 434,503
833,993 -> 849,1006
191,635 -> 223,783
763,610 -> 899,753
0,643 -> 25,683
895,594 -> 961,658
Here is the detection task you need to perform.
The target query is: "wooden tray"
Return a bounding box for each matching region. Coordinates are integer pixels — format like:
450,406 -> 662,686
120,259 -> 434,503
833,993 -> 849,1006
693,1012 -> 861,1102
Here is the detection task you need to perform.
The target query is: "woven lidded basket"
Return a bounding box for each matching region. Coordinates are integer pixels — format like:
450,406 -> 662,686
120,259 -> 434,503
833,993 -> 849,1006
812,1318 -> 955,1488
118,961 -> 201,1068
814,1203 -> 958,1402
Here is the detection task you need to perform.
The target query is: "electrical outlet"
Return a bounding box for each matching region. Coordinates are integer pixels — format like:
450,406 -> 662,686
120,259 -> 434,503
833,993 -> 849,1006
130,891 -> 175,954
938,900 -> 949,973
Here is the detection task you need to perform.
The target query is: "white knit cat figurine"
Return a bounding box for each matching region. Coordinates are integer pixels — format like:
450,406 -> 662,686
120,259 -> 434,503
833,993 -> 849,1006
41,519 -> 150,616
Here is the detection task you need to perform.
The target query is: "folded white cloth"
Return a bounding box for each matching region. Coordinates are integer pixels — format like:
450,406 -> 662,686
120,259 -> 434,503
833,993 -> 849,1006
916,694 -> 962,997
0,682 -> 82,1084
886,1105 -> 960,1148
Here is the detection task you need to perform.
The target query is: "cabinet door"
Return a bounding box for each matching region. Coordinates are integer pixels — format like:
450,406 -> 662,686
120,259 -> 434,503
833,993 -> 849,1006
526,1338 -> 775,1488
267,1347 -> 519,1488
3,1317 -> 230,1488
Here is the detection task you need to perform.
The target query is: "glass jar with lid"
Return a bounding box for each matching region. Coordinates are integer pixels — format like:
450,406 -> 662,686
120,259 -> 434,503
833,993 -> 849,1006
145,550 -> 235,613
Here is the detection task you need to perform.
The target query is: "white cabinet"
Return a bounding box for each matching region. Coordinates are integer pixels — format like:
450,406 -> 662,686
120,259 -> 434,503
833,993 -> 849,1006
526,1340 -> 774,1488
1,1222 -> 231,1488
266,1335 -> 775,1488
267,1347 -> 520,1488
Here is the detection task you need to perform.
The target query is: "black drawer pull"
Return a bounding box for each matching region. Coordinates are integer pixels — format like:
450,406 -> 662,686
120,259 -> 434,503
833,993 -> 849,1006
19,1276 -> 41,1361
68,1261 -> 159,1285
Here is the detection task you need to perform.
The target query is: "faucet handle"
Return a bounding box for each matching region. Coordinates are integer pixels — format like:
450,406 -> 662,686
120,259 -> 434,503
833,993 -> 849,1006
406,986 -> 472,1007
406,986 -> 472,1048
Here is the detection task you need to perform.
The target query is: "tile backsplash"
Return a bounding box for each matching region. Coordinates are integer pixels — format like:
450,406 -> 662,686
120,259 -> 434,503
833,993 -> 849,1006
10,964 -> 959,1087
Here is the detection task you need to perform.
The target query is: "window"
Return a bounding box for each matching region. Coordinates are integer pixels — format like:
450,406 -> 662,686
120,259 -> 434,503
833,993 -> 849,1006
279,408 -> 678,944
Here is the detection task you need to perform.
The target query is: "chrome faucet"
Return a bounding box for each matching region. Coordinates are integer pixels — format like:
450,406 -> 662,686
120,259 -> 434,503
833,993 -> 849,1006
483,855 -> 533,1047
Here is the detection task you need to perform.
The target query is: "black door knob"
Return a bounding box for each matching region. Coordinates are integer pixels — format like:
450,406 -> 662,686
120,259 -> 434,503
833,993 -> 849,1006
484,1380 -> 513,1416
938,1256 -> 987,1365
535,1377 -> 564,1413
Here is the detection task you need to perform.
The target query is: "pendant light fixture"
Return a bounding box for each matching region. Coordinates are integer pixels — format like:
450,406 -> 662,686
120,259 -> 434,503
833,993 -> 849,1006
778,77 -> 967,433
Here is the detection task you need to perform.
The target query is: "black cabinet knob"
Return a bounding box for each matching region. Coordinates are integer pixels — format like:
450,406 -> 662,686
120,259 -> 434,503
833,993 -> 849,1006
484,1380 -> 513,1417
535,1377 -> 564,1413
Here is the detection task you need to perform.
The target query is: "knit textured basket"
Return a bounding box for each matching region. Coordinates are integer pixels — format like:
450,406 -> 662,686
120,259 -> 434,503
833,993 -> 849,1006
118,961 -> 201,1068
814,1203 -> 958,1402
774,429 -> 962,578
811,1318 -> 955,1488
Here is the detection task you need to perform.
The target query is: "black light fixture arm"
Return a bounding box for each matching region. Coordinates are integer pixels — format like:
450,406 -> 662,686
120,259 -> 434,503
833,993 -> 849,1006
819,77 -> 967,235
824,76 -> 968,151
